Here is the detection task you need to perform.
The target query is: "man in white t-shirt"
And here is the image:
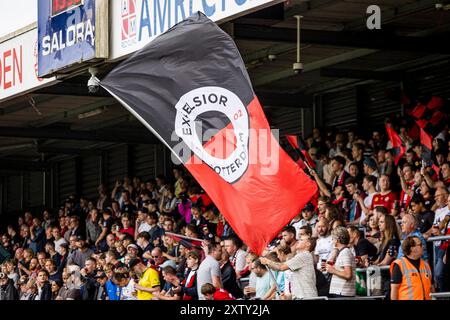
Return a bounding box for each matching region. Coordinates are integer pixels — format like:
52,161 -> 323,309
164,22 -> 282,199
314,217 -> 333,271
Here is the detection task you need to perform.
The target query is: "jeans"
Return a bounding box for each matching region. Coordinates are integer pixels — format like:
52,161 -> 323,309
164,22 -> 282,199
434,247 -> 446,292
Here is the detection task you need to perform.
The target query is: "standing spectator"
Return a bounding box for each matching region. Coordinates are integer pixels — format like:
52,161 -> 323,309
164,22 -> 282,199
326,226 -> 356,298
96,183 -> 110,211
197,242 -> 222,300
220,249 -> 243,299
29,218 -> 46,254
390,236 -> 433,300
180,250 -> 199,300
86,208 -> 102,248
356,175 -> 378,224
347,226 -> 378,267
135,208 -> 151,239
250,259 -> 275,300
314,217 -> 333,271
51,227 -> 67,255
119,214 -> 135,238
426,187 -> 449,292
95,208 -> 114,250
153,266 -> 182,300
261,234 -> 317,300
281,227 -> 298,253
344,177 -> 365,225
128,258 -> 161,300
223,236 -> 247,279
112,267 -> 137,300
410,195 -> 435,235
371,175 -> 397,214
67,236 -> 94,268
397,214 -> 428,261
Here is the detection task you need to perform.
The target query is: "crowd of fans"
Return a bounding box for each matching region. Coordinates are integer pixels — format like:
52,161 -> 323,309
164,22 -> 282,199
0,120 -> 449,300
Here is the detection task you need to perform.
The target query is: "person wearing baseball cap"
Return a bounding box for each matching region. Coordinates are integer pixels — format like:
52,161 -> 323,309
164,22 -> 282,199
127,257 -> 161,300
66,235 -> 94,268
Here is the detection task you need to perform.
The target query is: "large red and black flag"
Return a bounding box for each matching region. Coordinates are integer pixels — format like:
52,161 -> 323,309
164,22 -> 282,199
100,13 -> 317,255
285,135 -> 315,169
385,122 -> 406,165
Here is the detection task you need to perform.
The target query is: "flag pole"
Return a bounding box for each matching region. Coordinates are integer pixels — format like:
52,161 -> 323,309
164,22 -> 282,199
267,266 -> 282,298
165,232 -> 204,242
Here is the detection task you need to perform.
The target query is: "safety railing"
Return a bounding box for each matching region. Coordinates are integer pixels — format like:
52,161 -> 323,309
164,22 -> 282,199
357,235 -> 450,297
431,292 -> 450,300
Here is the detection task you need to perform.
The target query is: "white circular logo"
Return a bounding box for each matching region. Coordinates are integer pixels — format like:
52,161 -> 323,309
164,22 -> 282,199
175,87 -> 249,184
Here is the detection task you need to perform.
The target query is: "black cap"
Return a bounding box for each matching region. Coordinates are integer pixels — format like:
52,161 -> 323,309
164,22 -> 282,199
128,257 -> 142,269
94,271 -> 107,279
302,203 -> 315,212
76,235 -> 86,241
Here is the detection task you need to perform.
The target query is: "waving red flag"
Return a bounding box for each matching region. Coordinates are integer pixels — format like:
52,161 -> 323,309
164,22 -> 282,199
100,13 -> 317,255
385,123 -> 406,165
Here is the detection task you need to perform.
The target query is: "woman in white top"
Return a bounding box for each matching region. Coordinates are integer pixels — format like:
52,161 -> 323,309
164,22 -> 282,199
326,226 -> 356,297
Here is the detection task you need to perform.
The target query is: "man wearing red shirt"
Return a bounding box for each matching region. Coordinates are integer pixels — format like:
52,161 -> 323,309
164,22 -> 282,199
201,283 -> 235,300
371,175 -> 397,214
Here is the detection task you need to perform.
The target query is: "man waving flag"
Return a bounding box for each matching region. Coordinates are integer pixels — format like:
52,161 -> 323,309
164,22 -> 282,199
100,12 -> 317,255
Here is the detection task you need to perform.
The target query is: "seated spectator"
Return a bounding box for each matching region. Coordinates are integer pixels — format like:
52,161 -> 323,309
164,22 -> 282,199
201,283 -> 235,300
56,266 -> 82,300
409,195 -> 435,235
0,271 -> 19,300
44,259 -> 62,283
35,269 -> 52,300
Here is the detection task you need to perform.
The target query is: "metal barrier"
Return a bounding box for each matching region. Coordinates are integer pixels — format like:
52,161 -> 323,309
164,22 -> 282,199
431,292 -> 450,300
358,235 -> 450,297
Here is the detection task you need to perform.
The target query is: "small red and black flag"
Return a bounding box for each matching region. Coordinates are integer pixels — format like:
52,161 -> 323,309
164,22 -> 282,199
385,122 -> 406,165
419,125 -> 440,177
285,135 -> 316,169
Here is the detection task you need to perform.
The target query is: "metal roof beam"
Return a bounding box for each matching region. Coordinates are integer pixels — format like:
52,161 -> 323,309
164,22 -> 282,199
0,126 -> 158,144
0,159 -> 51,172
320,68 -> 405,81
233,24 -> 450,54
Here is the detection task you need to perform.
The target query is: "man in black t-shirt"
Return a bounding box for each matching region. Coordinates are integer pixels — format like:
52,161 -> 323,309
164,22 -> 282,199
409,195 -> 435,234
347,226 -> 378,267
